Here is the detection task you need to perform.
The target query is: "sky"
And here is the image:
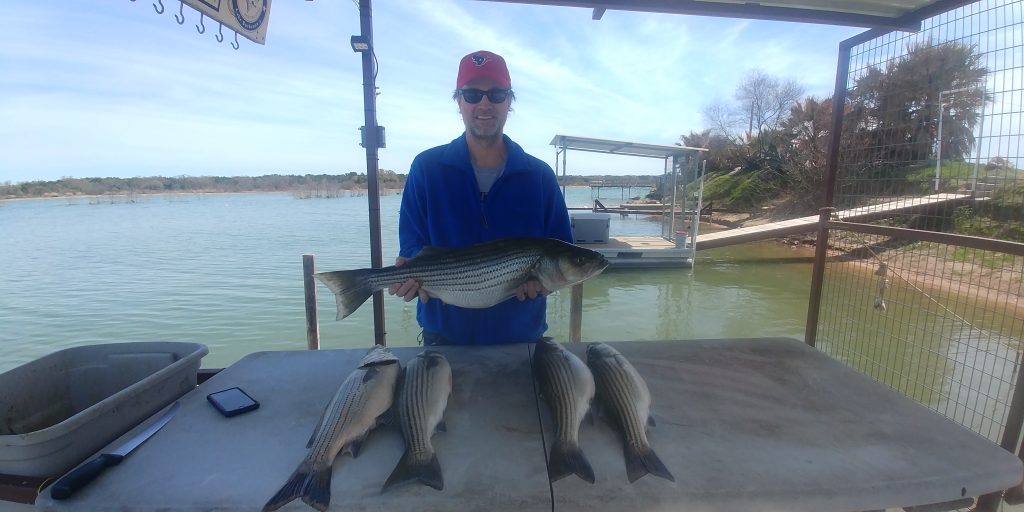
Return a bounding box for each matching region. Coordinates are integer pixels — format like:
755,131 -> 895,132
0,1 -> 865,183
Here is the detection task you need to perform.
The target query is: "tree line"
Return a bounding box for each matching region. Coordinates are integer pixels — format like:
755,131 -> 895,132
0,172 -> 407,200
0,170 -> 629,200
685,40 -> 992,213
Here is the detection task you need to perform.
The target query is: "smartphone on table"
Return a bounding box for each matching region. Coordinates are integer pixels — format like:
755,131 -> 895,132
207,387 -> 260,417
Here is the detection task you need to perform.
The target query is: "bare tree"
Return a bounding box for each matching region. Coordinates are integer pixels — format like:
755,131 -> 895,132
702,102 -> 742,141
735,69 -> 805,140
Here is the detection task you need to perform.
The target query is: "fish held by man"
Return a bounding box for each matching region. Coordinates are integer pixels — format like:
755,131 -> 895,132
262,345 -> 400,512
316,237 -> 609,320
586,343 -> 675,484
533,337 -> 596,484
382,350 -> 453,492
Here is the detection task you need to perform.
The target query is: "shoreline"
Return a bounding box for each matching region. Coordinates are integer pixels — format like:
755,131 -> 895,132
0,188 -> 407,203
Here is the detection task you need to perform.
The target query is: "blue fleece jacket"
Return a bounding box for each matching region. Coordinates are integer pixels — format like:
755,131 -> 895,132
398,134 -> 573,344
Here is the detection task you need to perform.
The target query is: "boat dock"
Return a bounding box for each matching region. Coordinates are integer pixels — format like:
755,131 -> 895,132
579,193 -> 973,268
587,180 -> 655,200
578,236 -> 691,268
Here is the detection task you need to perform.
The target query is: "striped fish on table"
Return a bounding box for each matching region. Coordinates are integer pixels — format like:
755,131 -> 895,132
586,342 -> 674,484
533,337 -> 596,484
382,350 -> 453,492
263,345 -> 400,512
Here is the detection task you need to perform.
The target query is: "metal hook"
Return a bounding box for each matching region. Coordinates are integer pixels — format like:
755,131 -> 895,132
231,32 -> 239,50
196,12 -> 205,34
153,0 -> 164,14
216,23 -> 224,43
174,2 -> 185,24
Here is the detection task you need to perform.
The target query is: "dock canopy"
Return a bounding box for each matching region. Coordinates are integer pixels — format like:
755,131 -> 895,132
549,135 -> 705,160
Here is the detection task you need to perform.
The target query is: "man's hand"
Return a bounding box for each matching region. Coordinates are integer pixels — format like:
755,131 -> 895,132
515,280 -> 549,301
387,256 -> 430,303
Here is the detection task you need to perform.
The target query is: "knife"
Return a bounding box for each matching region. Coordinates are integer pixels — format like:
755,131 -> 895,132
50,401 -> 181,500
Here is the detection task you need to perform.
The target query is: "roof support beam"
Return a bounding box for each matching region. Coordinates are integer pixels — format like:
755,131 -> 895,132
476,1 -> 924,31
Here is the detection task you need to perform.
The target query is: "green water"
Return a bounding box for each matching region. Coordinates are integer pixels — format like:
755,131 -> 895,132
0,190 -> 814,371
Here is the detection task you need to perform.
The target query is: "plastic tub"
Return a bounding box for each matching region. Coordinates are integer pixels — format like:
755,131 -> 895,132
0,342 -> 207,477
571,213 -> 611,243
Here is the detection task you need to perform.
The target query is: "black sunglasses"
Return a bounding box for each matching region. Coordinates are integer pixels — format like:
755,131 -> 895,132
459,88 -> 511,104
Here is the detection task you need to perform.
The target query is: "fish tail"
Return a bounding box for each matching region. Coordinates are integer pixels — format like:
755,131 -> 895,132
624,443 -> 675,483
300,464 -> 334,512
316,269 -> 375,320
382,450 -> 444,492
262,461 -> 321,512
548,439 -> 596,484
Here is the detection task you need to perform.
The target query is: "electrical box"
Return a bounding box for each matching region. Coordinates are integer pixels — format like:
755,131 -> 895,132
359,125 -> 386,148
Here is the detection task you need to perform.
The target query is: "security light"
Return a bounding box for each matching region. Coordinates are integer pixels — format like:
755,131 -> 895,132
350,35 -> 369,52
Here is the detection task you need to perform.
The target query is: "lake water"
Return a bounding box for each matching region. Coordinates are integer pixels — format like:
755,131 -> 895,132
4,188 -> 1022,511
0,188 -> 815,372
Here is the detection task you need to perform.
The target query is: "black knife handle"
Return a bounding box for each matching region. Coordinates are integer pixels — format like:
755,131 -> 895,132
50,453 -> 124,500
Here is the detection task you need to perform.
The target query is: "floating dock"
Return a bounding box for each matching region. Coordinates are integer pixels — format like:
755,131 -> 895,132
579,236 -> 693,268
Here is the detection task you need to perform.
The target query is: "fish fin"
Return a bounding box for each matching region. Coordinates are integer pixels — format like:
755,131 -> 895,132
624,444 -> 674,483
347,438 -> 364,459
382,450 -> 444,492
262,461 -> 313,512
585,407 -> 596,426
548,440 -> 596,484
647,414 -> 657,428
378,406 -> 397,428
436,419 -> 447,433
300,464 -> 334,512
316,269 -> 375,320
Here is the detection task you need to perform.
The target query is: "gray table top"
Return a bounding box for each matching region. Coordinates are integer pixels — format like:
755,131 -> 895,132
34,338 -> 1023,511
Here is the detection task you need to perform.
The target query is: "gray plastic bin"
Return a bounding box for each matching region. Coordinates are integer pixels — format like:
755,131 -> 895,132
0,342 -> 207,477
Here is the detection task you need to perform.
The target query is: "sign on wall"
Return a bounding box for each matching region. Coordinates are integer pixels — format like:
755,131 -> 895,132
182,0 -> 272,44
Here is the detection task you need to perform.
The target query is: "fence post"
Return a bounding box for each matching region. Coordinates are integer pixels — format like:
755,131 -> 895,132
569,283 -> 583,342
303,254 -> 320,350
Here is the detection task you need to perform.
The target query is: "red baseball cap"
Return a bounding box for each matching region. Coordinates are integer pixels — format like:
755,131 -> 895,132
456,51 -> 511,90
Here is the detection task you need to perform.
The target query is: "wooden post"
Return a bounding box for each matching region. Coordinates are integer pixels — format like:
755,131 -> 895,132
303,254 -> 320,350
569,283 -> 583,342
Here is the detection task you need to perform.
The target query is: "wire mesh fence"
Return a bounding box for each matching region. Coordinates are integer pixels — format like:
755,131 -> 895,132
817,232 -> 1023,443
815,0 -> 1024,474
834,0 -> 1024,234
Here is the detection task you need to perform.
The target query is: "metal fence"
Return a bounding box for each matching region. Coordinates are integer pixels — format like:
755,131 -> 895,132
809,2 -> 1024,510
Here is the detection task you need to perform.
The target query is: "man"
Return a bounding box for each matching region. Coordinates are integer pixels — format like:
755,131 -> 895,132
389,50 -> 573,345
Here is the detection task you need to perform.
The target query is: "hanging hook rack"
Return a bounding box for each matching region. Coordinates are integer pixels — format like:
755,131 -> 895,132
231,32 -> 239,50
153,0 -> 164,14
196,12 -> 206,34
174,2 -> 185,24
216,23 -> 224,43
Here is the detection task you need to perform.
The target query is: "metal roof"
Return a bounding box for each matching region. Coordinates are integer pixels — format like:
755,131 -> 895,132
478,0 -> 970,31
550,134 -> 706,159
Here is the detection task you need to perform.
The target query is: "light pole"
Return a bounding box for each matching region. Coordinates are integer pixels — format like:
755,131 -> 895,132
935,86 -> 975,192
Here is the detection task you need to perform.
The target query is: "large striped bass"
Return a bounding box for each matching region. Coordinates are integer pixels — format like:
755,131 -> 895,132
382,350 -> 453,492
263,345 -> 400,512
316,237 -> 609,320
586,343 -> 675,483
533,337 -> 596,484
